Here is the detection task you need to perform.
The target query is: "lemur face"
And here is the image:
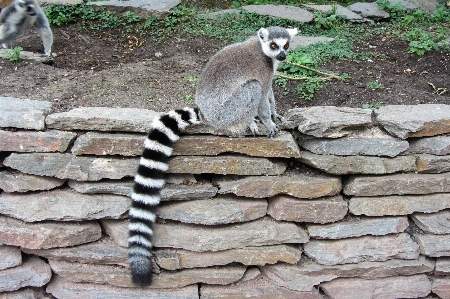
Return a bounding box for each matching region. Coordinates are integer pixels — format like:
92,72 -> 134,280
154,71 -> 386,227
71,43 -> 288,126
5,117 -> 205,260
16,0 -> 36,16
258,27 -> 298,61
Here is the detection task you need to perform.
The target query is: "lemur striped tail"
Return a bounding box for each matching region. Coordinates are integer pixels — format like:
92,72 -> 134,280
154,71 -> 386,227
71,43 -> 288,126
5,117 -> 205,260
129,107 -> 201,286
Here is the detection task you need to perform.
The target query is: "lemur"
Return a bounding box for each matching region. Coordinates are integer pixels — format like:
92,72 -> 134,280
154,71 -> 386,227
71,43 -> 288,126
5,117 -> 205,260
129,26 -> 298,286
0,0 -> 53,56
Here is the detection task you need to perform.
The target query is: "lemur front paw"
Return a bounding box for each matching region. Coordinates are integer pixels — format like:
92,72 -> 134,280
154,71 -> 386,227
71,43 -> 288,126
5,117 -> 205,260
266,121 -> 279,138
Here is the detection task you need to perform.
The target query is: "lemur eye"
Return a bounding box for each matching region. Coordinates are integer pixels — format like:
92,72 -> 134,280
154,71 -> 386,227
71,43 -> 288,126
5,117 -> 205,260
283,43 -> 289,50
270,43 -> 278,50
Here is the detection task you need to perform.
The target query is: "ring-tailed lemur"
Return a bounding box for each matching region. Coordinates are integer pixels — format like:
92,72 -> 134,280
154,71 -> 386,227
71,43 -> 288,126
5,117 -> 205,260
0,0 -> 53,56
129,26 -> 298,286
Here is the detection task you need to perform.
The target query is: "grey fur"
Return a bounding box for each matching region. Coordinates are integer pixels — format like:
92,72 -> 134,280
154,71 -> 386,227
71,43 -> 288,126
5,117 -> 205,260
196,26 -> 298,137
0,0 -> 53,56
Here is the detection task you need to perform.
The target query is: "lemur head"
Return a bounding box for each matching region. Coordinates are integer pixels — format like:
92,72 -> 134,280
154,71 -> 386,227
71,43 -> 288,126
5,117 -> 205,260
15,0 -> 36,16
258,26 -> 298,61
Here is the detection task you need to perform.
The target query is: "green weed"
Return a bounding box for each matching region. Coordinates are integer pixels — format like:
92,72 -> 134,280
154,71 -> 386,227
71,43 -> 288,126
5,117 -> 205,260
4,46 -> 23,62
366,81 -> 383,90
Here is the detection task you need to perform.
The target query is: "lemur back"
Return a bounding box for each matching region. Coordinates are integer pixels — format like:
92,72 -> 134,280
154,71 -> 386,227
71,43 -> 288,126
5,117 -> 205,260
129,26 -> 297,286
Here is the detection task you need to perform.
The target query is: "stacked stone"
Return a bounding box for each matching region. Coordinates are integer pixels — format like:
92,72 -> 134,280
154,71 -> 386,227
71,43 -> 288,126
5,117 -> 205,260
0,97 -> 450,298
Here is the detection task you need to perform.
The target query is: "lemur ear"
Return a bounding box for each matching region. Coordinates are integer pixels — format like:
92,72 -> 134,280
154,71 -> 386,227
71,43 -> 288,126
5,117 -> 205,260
258,28 -> 270,42
286,28 -> 299,39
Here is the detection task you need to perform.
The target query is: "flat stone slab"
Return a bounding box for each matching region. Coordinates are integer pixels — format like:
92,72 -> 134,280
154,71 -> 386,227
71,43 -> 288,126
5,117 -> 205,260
88,0 -> 181,18
0,130 -> 76,152
432,277 -> 450,299
22,237 -> 128,267
46,276 -> 199,299
290,36 -> 335,49
0,256 -> 52,292
102,217 -> 309,251
416,154 -> 450,173
262,256 -> 434,292
157,195 -> 267,225
201,275 -> 323,299
321,274 -> 431,299
298,127 -> 409,157
0,215 -> 101,249
349,193 -> 450,216
217,172 -> 341,199
303,4 -> 365,22
49,260 -> 246,289
267,195 -> 348,224
307,216 -> 409,239
347,2 -> 390,20
0,190 -> 129,222
0,172 -> 65,192
242,5 -> 314,23
304,233 -> 419,265
414,234 -> 450,257
46,107 -> 161,132
375,104 -> 450,139
296,151 -> 416,175
0,97 -> 52,130
0,245 -> 22,270
0,49 -> 54,64
4,153 -> 137,181
68,179 -> 218,200
284,107 -> 372,138
344,173 -> 450,196
412,210 -> 450,234
407,135 -> 450,155
436,258 -> 450,275
155,245 -> 301,270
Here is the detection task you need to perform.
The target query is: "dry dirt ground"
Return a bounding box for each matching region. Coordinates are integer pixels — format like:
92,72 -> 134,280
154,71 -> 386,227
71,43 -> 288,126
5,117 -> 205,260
0,23 -> 449,114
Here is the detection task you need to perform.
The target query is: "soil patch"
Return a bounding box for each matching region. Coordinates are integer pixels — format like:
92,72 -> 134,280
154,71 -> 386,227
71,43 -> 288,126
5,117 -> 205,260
0,24 -> 448,114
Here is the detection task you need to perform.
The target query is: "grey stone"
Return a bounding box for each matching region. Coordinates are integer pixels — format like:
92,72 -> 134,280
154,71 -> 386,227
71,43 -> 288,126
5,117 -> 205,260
414,233 -> 450,257
49,260 -> 246,288
436,258 -> 450,275
284,106 -> 372,138
0,172 -> 65,192
68,179 -> 218,200
298,127 -> 409,157
349,193 -> 450,216
0,190 -> 129,222
267,195 -> 347,224
0,287 -> 53,299
71,132 -> 145,156
4,153 -> 138,181
242,5 -> 314,23
410,0 -> 441,12
201,275 -> 323,299
46,276 -> 199,299
0,256 -> 52,292
168,155 -> 286,175
407,135 -> 450,155
262,256 -> 434,292
290,36 -> 335,49
0,215 -> 102,249
157,195 -> 267,225
88,0 -> 181,18
217,172 -> 341,199
432,277 -> 450,299
0,130 -> 76,152
347,2 -> 390,20
412,210 -> 450,234
198,9 -> 240,20
102,217 -> 309,251
416,154 -> 450,173
303,4 -> 365,22
0,245 -> 22,270
0,97 -> 52,130
307,216 -> 409,239
388,0 -> 419,10
22,237 -> 128,267
172,131 -> 301,158
155,245 -> 302,270
344,173 -> 450,196
304,233 -> 419,265
375,104 -> 450,139
46,107 -> 161,132
321,275 -> 431,299
296,151 -> 416,175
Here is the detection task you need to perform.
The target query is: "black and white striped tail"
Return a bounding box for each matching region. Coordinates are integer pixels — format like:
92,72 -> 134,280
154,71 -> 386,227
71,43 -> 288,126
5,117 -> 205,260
129,107 -> 201,286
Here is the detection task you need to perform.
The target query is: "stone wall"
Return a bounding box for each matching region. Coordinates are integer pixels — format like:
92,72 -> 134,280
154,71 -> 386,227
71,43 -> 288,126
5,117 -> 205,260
1,97 -> 450,298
